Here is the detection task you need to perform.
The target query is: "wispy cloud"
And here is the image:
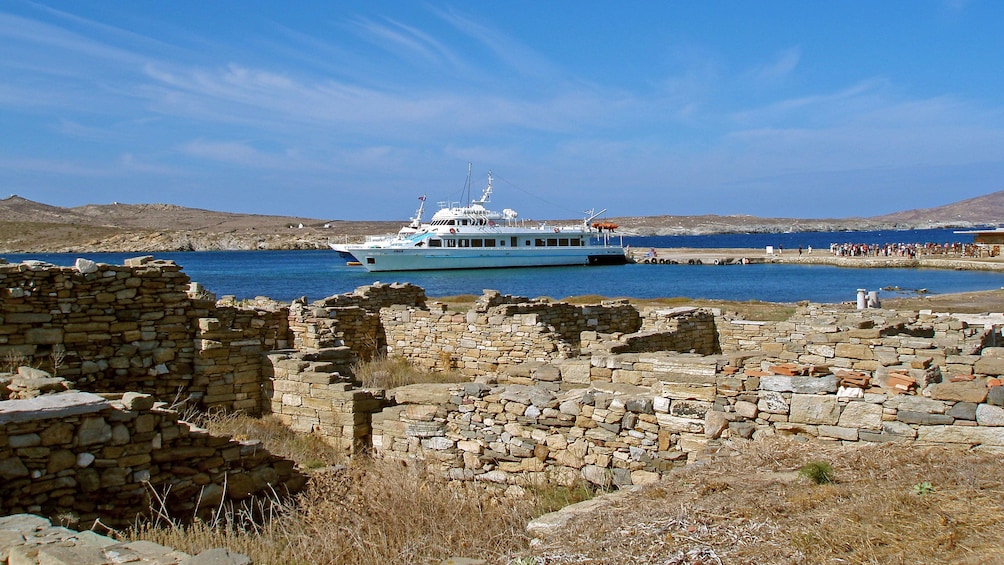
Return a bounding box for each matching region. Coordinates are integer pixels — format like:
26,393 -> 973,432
746,47 -> 801,84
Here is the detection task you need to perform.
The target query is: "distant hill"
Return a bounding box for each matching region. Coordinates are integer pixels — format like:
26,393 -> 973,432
0,189 -> 999,252
874,190 -> 1004,226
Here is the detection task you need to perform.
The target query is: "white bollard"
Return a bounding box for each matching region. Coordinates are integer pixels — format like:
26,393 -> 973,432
857,289 -> 867,310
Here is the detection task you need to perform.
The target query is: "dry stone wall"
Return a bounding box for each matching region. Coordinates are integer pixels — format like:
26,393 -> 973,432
288,282 -> 426,361
368,304 -> 1004,487
193,302 -> 289,414
0,258 -> 198,401
263,349 -> 383,456
381,290 -> 642,374
0,390 -> 305,528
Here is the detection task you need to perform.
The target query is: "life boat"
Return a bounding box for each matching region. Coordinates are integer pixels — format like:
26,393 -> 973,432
591,221 -> 619,231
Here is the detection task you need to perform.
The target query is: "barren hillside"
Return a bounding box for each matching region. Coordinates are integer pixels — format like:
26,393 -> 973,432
0,189 -> 998,253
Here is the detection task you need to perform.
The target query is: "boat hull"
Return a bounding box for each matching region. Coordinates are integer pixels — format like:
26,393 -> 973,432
347,246 -> 626,271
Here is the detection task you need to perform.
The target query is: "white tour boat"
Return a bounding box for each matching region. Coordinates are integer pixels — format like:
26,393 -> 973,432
331,171 -> 627,272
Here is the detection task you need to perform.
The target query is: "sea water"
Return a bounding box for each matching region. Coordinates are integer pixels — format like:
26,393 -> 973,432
4,229 -> 1001,303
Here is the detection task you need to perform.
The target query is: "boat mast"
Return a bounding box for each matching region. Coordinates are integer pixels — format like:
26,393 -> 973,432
473,171 -> 493,207
409,196 -> 426,229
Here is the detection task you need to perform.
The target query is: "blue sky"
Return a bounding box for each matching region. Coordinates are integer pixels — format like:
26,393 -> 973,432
2,1 -> 1003,221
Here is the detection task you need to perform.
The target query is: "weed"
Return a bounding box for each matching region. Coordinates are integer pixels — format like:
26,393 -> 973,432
798,461 -> 835,485
913,481 -> 934,496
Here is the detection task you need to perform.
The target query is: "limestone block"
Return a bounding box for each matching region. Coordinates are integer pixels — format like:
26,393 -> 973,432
917,425 -> 1004,446
788,395 -> 840,425
558,361 -> 591,385
818,425 -> 858,441
835,343 -> 874,360
928,381 -> 988,403
656,413 -> 703,433
760,375 -> 838,394
884,395 -> 947,414
837,401 -> 883,430
975,356 -> 1004,376
654,382 -> 715,402
705,411 -> 728,439
734,400 -> 758,419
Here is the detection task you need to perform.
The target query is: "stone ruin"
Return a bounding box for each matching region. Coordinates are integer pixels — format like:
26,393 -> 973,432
1,256 -> 1004,559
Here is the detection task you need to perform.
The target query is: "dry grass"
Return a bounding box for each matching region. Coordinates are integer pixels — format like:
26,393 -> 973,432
432,293 -> 798,322
131,460 -> 543,564
191,411 -> 344,470
353,355 -> 469,389
127,413 -> 1004,564
128,410 -> 602,564
520,437 -> 1004,564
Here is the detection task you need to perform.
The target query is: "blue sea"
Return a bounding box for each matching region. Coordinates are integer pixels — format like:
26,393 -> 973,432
4,228 -> 1001,304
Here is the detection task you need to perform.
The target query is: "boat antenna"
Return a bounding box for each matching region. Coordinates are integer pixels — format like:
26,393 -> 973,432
464,162 -> 472,206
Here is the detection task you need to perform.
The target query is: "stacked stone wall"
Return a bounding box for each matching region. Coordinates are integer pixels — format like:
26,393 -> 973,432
287,282 -> 425,360
371,344 -> 1004,487
714,305 -> 998,375
264,350 -> 384,455
0,259 -> 199,401
194,303 -> 290,414
0,391 -> 304,528
380,292 -> 642,374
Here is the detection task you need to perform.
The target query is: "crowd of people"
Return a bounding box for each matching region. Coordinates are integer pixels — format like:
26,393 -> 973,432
828,242 -> 997,258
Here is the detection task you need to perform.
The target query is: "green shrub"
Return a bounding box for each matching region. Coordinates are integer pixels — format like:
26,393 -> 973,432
799,461 -> 835,485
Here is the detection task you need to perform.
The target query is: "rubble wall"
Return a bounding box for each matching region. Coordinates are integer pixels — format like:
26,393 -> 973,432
0,260 -> 200,400
194,302 -> 290,414
287,282 -> 426,360
0,391 -> 305,528
714,304 -> 997,374
380,292 -> 642,374
263,349 -> 384,456
0,259 -> 301,414
372,345 -> 1004,488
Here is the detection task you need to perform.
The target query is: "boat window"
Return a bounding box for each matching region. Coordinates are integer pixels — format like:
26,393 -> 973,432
367,258 -> 375,264
429,239 -> 442,247
571,238 -> 581,247
485,239 -> 496,247
534,239 -> 544,247
448,220 -> 456,225
559,238 -> 569,247
471,239 -> 483,247
547,238 -> 558,246
459,239 -> 470,248
511,237 -> 518,247
446,239 -> 457,248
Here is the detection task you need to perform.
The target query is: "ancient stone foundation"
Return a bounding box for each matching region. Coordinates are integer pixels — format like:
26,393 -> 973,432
2,256 -> 1004,534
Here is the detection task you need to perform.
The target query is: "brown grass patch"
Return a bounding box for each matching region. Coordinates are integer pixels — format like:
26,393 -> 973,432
353,355 -> 469,389
192,412 -> 345,470
519,438 -> 1004,564
130,459 -> 550,564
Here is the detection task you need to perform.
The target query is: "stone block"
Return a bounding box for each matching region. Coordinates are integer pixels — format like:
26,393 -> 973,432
917,425 -> 1004,446
896,411 -> 954,425
834,343 -> 874,360
928,381 -> 988,403
818,425 -> 857,441
760,375 -> 838,394
975,356 -> 1004,376
788,395 -> 840,425
837,401 -> 883,430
